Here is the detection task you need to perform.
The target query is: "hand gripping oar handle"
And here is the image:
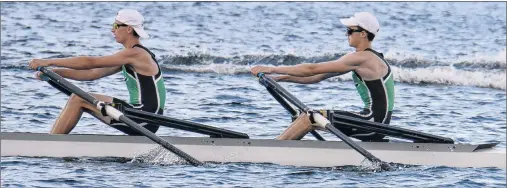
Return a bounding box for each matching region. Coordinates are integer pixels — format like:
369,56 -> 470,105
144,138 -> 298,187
257,73 -> 391,171
38,67 -> 203,166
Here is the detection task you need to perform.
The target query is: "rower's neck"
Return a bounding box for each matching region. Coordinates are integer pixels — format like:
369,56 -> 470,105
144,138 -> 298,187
355,41 -> 372,52
122,37 -> 141,49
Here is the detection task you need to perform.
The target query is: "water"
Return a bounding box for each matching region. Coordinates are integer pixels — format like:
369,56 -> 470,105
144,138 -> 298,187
1,2 -> 506,187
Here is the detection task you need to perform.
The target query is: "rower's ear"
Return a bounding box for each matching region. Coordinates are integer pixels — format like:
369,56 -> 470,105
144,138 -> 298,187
127,26 -> 134,34
361,31 -> 368,38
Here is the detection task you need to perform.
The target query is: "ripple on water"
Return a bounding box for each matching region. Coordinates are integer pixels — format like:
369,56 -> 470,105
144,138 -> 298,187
1,2 -> 506,187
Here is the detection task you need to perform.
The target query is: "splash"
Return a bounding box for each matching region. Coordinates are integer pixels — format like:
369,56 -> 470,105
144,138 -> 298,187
130,146 -> 187,165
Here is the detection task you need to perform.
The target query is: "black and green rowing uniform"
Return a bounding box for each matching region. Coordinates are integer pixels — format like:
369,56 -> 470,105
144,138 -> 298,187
331,48 -> 395,141
110,44 -> 167,135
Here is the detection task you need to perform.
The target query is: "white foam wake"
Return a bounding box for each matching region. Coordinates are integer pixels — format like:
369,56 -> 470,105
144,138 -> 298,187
391,66 -> 505,90
163,64 -> 506,90
167,64 -> 248,75
327,67 -> 506,90
455,48 -> 506,65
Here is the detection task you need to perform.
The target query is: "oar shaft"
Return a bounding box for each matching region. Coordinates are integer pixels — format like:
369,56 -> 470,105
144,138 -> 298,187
266,87 -> 297,115
259,75 -> 309,112
326,125 -> 381,162
311,112 -> 382,163
47,80 -> 72,96
39,68 -> 98,105
39,67 -> 203,166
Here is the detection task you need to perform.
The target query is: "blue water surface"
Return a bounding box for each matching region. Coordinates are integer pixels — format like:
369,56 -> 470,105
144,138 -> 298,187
1,2 -> 506,187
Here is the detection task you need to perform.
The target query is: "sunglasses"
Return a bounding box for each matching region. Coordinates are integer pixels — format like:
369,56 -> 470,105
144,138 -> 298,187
346,28 -> 365,35
112,23 -> 128,30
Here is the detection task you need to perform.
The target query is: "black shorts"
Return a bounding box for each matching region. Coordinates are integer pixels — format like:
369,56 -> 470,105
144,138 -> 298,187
109,98 -> 163,135
328,109 -> 392,142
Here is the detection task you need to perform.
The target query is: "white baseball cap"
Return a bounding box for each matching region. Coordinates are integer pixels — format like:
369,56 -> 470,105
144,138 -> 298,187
340,12 -> 380,35
115,9 -> 149,38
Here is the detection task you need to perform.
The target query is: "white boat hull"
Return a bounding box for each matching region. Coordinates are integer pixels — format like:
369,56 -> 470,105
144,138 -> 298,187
1,133 -> 505,169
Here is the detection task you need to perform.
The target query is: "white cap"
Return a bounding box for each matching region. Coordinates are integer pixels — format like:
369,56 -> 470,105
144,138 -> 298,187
115,9 -> 149,38
340,12 -> 380,35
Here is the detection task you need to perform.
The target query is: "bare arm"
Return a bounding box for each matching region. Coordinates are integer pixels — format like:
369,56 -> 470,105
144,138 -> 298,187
30,49 -> 137,70
52,66 -> 122,81
268,53 -> 365,77
276,72 -> 344,84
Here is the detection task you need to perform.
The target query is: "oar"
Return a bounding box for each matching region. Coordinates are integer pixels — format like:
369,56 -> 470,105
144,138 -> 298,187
257,73 -> 391,171
38,67 -> 203,166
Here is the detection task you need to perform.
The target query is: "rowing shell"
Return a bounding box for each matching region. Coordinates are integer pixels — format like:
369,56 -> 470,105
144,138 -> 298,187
1,132 -> 505,169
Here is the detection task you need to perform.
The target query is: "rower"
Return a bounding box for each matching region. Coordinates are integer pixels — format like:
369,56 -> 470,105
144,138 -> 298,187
251,12 -> 394,142
28,9 -> 166,135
